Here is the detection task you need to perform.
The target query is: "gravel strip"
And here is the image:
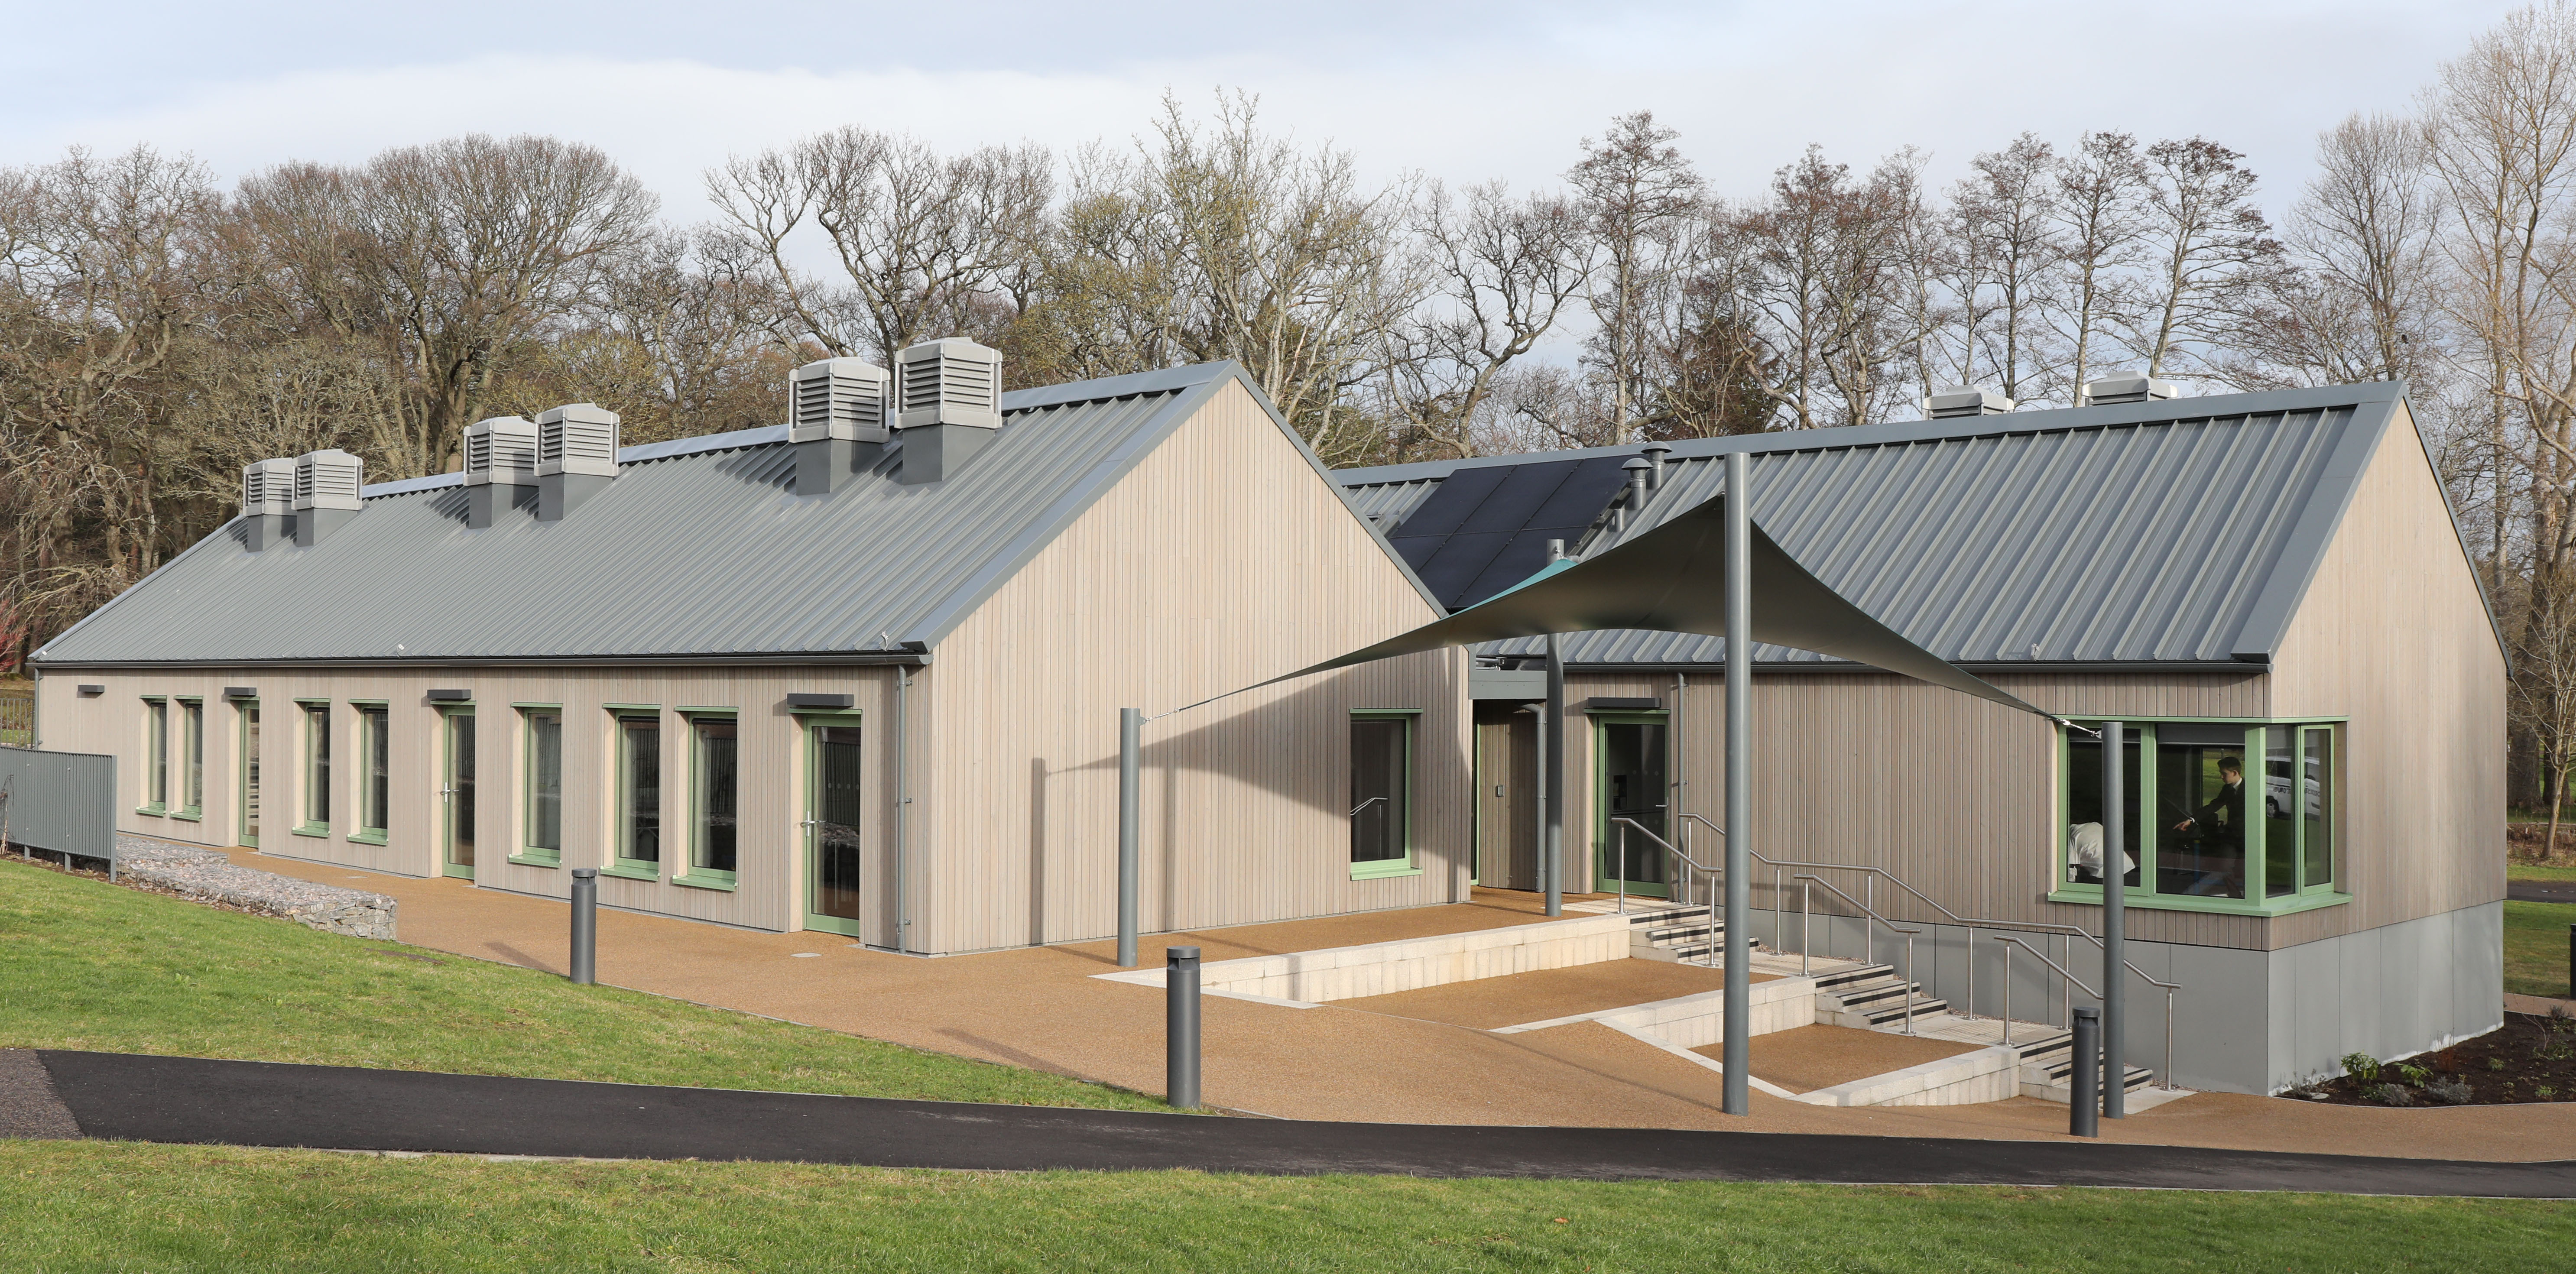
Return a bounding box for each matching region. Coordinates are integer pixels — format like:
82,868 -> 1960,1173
113,835 -> 396,940
0,1050 -> 81,1139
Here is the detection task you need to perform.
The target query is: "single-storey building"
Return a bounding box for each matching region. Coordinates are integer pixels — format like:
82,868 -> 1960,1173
28,350 -> 1470,956
1333,379 -> 2506,1094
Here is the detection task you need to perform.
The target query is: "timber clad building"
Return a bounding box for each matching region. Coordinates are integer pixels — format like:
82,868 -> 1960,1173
1337,379 -> 2505,1093
33,360 -> 2504,1095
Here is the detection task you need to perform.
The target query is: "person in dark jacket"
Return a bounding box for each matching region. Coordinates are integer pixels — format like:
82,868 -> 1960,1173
2173,756 -> 2247,843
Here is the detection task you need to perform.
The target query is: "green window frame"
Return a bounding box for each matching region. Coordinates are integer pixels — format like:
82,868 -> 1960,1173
1349,709 -> 1421,880
518,704 -> 564,866
796,708 -> 867,936
295,700 -> 331,836
607,709 -> 663,880
351,702 -> 391,844
138,697 -> 169,815
679,711 -> 739,889
237,699 -> 262,848
175,698 -> 204,820
2051,716 -> 2346,917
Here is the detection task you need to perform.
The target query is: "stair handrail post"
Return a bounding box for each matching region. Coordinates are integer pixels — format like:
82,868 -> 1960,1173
1903,932 -> 1917,1035
1773,863 -> 1784,963
1801,879 -> 1811,977
1965,924 -> 1976,1022
1864,874 -> 1875,967
1616,823 -> 1628,915
2165,985 -> 2177,1091
1999,937 -> 2012,1047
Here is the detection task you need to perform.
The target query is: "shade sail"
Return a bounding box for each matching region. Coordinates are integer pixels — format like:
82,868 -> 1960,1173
1278,493 -> 2053,720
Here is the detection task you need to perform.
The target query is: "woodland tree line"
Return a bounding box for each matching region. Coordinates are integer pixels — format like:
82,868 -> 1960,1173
10,6 -> 2576,820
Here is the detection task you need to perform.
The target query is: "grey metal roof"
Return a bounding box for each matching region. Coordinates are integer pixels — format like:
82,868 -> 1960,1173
39,362 -> 1412,667
1336,382 -> 2480,668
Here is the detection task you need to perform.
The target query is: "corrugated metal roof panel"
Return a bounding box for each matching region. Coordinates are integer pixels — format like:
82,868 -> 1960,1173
1339,384 -> 2432,667
38,365 -> 1262,665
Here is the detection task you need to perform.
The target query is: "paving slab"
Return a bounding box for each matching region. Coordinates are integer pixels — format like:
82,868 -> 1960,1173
1734,1025 -> 1986,1096
36,1050 -> 2576,1197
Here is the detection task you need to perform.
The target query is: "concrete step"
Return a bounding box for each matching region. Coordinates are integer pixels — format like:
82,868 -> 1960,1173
2023,1063 -> 2157,1103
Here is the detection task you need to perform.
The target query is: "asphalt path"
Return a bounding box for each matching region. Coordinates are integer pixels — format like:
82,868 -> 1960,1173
33,1050 -> 2576,1197
2509,879 -> 2576,904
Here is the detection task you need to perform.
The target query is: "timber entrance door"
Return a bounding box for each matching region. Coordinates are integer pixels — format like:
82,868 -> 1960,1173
1594,715 -> 1671,899
441,709 -> 476,879
804,722 -> 866,937
1472,702 -> 1539,889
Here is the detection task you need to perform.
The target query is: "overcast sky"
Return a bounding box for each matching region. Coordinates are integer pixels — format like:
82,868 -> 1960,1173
4,0 -> 2525,225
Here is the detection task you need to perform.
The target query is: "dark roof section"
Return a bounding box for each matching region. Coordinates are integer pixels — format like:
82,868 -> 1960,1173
38,362 -> 1437,668
1336,382 -> 2493,668
1384,456 -> 1635,610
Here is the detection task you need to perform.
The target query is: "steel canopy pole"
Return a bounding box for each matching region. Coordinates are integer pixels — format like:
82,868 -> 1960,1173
1117,707 -> 1142,968
2102,719 -> 2126,1118
1721,451 -> 1752,1116
1544,539 -> 1568,919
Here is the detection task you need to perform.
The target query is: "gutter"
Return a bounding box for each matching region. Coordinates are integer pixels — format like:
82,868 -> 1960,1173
32,648 -> 934,673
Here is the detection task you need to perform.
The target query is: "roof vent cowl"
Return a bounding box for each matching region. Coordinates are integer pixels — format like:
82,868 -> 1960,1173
241,457 -> 297,551
2082,372 -> 2181,406
1927,386 -> 2014,418
291,449 -> 363,547
535,403 -> 620,522
791,357 -> 891,496
895,337 -> 1002,485
464,415 -> 540,528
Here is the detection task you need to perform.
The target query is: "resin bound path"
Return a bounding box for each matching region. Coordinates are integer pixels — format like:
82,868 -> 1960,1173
153,843 -> 2576,1163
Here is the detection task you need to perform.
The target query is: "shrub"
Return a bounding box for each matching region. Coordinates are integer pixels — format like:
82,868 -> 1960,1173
2377,1084 -> 2416,1106
2424,1076 -> 2474,1105
2396,1062 -> 2433,1086
2341,1052 -> 2381,1083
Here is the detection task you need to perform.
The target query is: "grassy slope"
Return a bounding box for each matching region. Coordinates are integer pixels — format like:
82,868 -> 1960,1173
2508,863 -> 2576,882
3,1142 -> 2571,1274
0,856 -> 1160,1109
2506,898 -> 2576,999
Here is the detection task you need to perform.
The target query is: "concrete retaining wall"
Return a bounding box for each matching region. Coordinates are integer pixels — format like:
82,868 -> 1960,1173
1094,913 -> 1633,1002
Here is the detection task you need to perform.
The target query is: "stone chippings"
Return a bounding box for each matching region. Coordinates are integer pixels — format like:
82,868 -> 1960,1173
113,835 -> 396,940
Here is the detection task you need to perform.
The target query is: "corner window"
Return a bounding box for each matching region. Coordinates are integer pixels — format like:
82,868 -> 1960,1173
2057,719 -> 2339,915
522,707 -> 563,862
616,712 -> 662,870
298,701 -> 331,834
689,716 -> 738,881
1350,711 -> 1417,879
355,704 -> 390,841
141,697 -> 169,814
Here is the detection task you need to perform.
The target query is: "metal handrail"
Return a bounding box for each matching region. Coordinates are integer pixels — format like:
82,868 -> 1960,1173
1347,796 -> 1388,818
1990,933 -> 2174,1089
1610,817 -> 1719,959
1794,873 -> 1923,1035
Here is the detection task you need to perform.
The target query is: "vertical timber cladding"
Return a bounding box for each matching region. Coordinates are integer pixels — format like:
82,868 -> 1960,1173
2268,401 -> 2508,949
39,664 -> 903,940
921,379 -> 1469,955
1567,666 -> 2273,949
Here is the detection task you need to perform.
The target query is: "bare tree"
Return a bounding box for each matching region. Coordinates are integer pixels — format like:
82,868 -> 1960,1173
2126,137 -> 2279,378
1953,133 -> 2064,401
1569,111 -> 1705,442
2048,130 -> 2152,402
1382,181 -> 1591,458
1729,146 -> 1914,428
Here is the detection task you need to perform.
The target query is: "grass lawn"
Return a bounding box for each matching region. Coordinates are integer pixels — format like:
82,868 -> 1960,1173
3,1141 -> 2571,1274
0,855 -> 1160,1109
2506,898 -> 2576,999
2509,862 -> 2576,882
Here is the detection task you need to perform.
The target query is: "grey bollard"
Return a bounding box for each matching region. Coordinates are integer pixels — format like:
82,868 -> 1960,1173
569,868 -> 597,985
1167,946 -> 1201,1109
2070,1006 -> 2101,1138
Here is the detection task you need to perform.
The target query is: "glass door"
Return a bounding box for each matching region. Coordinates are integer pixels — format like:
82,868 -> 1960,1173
804,722 -> 865,937
237,701 -> 260,847
441,709 -> 476,879
1595,716 -> 1671,898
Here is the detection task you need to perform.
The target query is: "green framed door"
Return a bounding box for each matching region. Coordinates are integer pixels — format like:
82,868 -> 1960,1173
803,720 -> 866,937
1594,714 -> 1672,898
237,700 -> 261,848
441,708 -> 477,879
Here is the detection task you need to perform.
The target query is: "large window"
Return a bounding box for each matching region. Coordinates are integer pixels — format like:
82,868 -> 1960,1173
178,699 -> 204,819
688,716 -> 738,882
2058,719 -> 2340,914
1350,712 -> 1416,878
141,697 -> 169,814
522,707 -> 563,862
298,701 -> 331,834
354,703 -> 390,842
615,713 -> 662,873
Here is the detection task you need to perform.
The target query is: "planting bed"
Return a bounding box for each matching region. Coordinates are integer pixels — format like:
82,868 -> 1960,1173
2289,1010 -> 2576,1107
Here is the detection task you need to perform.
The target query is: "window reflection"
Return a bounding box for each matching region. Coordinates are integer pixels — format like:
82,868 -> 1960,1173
2155,725 -> 2248,899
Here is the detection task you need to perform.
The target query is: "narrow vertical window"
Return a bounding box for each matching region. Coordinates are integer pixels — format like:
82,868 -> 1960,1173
692,716 -> 738,877
2302,728 -> 2334,890
358,705 -> 391,838
524,708 -> 562,859
302,703 -> 331,830
181,700 -> 204,815
239,700 -> 261,847
617,714 -> 662,867
144,699 -> 169,812
1350,714 -> 1412,874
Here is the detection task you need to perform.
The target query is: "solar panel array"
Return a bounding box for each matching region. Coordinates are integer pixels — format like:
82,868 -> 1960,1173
1383,456 -> 1635,611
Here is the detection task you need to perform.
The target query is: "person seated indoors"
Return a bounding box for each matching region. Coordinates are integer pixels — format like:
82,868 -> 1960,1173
2171,755 -> 2248,896
2064,820 -> 2134,885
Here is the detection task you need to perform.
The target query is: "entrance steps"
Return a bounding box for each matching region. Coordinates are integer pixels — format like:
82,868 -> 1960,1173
1814,963 -> 1949,1029
1859,1011 -> 2176,1106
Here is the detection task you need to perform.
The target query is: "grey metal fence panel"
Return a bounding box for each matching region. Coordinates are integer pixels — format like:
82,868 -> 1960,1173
0,746 -> 117,867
